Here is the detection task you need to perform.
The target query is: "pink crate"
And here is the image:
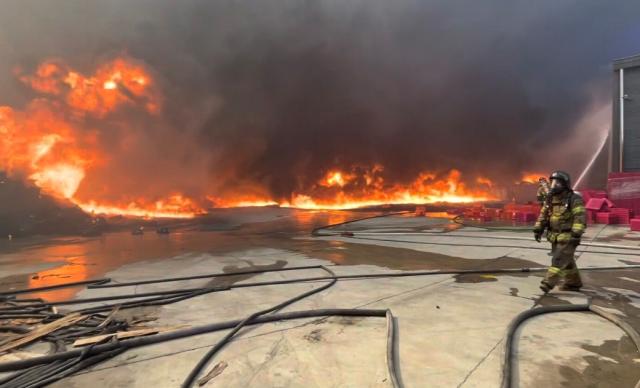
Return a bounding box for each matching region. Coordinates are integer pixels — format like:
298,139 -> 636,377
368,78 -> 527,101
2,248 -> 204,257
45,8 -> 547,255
610,208 -> 632,214
631,219 -> 640,231
581,189 -> 608,203
586,198 -> 614,211
595,212 -> 617,224
514,212 -> 536,222
610,208 -> 632,224
607,173 -> 640,216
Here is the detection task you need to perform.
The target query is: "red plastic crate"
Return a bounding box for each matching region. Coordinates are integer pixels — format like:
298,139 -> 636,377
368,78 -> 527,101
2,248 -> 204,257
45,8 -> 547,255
514,212 -> 537,222
610,208 -> 632,224
484,208 -> 502,218
631,219 -> 640,231
610,208 -> 632,215
580,189 -> 608,204
585,198 -> 614,211
595,212 -> 617,224
607,173 -> 640,216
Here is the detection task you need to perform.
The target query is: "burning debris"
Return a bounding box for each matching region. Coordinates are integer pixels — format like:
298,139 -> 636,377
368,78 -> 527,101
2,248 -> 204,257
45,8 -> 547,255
1,1 -> 633,218
0,57 -> 508,217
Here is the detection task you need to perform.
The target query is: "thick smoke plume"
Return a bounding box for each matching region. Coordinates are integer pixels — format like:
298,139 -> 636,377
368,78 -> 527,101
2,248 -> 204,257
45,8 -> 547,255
1,1 -> 639,212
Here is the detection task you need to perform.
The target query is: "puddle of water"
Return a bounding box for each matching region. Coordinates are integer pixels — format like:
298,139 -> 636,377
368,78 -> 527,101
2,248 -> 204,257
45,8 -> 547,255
0,209 -> 377,301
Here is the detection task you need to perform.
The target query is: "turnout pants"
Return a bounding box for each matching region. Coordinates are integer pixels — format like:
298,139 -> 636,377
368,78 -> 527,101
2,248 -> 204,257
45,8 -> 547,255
542,241 -> 582,288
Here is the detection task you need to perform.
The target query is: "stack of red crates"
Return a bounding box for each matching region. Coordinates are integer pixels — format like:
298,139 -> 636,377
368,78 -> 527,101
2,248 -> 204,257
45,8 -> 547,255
610,208 -> 633,224
446,208 -> 464,216
503,203 -> 540,222
585,198 -> 614,225
484,208 -> 502,219
596,212 -> 616,224
580,189 -> 607,204
514,212 -> 537,222
607,172 -> 640,217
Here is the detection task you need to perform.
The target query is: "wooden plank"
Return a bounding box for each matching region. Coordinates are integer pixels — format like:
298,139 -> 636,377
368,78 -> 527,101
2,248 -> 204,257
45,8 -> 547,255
197,361 -> 228,386
72,325 -> 187,347
96,305 -> 120,329
0,313 -> 87,353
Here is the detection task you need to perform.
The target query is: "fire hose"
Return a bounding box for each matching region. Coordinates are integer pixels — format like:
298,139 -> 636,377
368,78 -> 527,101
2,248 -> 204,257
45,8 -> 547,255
0,265 -> 403,388
1,224 -> 638,386
3,265 -> 640,315
313,211 -> 640,253
2,264 -> 640,316
310,211 -> 410,236
181,265 -> 339,387
4,263 -> 639,387
501,302 -> 640,388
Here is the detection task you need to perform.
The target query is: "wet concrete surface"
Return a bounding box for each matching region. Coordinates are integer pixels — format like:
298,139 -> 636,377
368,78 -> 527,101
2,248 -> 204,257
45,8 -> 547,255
1,210 -> 639,387
0,209 -> 368,301
559,336 -> 639,388
205,260 -> 290,288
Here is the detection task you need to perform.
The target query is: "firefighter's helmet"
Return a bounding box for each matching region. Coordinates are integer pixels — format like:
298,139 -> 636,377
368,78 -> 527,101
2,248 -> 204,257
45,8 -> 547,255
549,170 -> 571,189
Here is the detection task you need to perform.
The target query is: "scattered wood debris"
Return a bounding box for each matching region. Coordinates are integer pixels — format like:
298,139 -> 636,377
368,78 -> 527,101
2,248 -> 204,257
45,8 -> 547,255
72,325 -> 187,347
197,361 -> 228,386
0,312 -> 87,353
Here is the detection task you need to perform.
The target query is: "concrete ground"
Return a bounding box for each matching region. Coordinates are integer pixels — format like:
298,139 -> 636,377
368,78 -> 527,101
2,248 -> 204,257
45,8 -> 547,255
1,211 -> 639,387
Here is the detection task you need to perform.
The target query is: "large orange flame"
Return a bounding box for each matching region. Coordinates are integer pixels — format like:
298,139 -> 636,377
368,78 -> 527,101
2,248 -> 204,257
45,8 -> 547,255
520,172 -> 546,184
216,168 -> 496,210
2,56 -> 506,218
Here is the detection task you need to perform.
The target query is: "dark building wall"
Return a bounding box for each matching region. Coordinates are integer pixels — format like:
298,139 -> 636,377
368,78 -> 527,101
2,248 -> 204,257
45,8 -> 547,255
624,66 -> 640,171
612,54 -> 640,173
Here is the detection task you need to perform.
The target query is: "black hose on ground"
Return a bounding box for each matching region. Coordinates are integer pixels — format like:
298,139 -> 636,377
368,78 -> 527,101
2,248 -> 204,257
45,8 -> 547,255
87,264 -> 325,289
349,235 -> 640,257
75,286 -> 229,315
311,211 -> 410,236
313,212 -> 640,254
452,215 -> 533,232
385,309 -> 402,388
0,309 -> 389,372
501,303 -> 591,388
0,337 -> 126,388
5,265 -> 640,313
1,265 -> 637,386
0,266 -> 322,298
501,302 -> 640,388
0,279 -> 110,297
181,265 -> 339,387
0,287 -> 227,311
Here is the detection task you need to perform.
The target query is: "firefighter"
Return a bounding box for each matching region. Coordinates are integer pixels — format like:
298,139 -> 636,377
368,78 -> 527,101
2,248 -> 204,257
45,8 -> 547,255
536,177 -> 550,205
533,171 -> 586,293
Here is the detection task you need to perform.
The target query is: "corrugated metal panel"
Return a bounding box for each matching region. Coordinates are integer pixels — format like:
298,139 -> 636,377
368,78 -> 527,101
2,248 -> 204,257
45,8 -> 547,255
623,66 -> 640,171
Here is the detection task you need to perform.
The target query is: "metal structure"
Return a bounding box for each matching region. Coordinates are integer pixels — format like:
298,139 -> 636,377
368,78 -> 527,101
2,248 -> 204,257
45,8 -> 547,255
611,53 -> 640,172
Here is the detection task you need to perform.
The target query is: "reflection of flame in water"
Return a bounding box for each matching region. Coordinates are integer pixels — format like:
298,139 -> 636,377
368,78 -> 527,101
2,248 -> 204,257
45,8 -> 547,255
290,210 -> 353,230
28,256 -> 88,302
325,240 -> 347,264
326,212 -> 349,226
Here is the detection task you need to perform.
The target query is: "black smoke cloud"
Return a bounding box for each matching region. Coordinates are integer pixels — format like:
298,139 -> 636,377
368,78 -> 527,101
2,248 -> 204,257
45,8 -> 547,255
1,0 -> 639,202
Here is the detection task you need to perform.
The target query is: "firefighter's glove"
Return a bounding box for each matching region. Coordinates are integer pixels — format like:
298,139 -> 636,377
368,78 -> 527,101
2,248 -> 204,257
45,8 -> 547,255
569,232 -> 582,247
533,229 -> 543,242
